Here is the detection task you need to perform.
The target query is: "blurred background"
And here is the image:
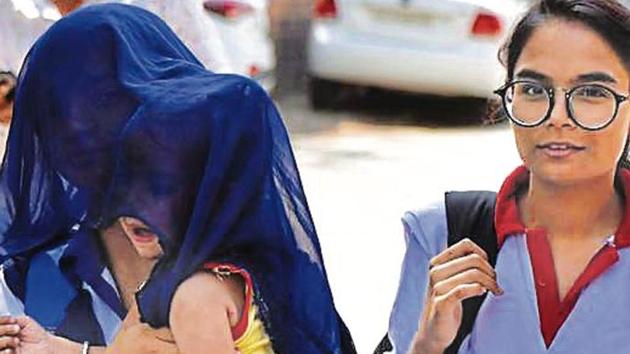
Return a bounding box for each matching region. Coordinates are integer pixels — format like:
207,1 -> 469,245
1,0 -> 538,351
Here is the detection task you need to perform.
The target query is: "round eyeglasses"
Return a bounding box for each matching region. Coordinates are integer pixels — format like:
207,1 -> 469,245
494,80 -> 629,131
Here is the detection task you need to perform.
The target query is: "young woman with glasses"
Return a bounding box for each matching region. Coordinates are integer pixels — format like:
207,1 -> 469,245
387,1 -> 630,353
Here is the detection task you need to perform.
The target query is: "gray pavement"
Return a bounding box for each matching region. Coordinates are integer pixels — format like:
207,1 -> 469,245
276,93 -> 522,353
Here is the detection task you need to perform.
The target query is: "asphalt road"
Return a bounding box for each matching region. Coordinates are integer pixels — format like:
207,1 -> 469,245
275,92 -> 522,353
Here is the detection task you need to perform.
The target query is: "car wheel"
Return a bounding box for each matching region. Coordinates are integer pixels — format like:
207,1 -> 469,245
308,77 -> 342,110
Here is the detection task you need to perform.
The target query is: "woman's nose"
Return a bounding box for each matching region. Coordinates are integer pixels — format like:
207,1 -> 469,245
545,91 -> 576,129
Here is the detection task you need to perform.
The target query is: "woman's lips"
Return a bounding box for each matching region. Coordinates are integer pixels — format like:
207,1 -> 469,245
131,227 -> 158,243
536,142 -> 586,158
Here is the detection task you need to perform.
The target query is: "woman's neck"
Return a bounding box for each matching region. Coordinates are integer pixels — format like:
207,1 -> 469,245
99,223 -> 157,310
519,172 -> 625,241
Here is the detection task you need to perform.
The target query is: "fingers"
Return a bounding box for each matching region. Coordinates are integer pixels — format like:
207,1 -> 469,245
15,315 -> 34,328
0,318 -> 15,326
430,238 -> 488,267
133,324 -> 177,344
428,238 -> 503,296
432,268 -> 503,296
434,283 -> 488,311
0,319 -> 20,351
150,327 -> 176,343
134,324 -> 179,353
0,323 -> 20,337
0,335 -> 19,350
429,252 -> 496,285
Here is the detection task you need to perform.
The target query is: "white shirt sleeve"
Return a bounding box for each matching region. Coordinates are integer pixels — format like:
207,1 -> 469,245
0,266 -> 25,315
388,198 -> 448,354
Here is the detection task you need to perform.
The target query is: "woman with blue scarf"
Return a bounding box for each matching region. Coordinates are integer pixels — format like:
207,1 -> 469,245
0,4 -> 354,354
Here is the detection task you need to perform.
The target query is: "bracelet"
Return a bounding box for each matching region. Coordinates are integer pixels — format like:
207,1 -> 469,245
82,341 -> 89,354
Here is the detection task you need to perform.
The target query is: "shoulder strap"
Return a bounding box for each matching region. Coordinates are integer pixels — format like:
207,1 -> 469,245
444,191 -> 498,263
443,190 -> 497,354
338,311 -> 358,354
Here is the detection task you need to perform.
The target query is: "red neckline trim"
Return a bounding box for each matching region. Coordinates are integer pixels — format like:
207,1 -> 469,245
494,166 -> 630,248
494,166 -> 630,347
203,262 -> 254,341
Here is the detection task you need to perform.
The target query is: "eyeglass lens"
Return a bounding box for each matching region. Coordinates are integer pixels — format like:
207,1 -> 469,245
504,82 -> 617,129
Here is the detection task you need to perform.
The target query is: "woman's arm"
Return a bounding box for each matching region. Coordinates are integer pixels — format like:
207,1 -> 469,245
0,315 -> 178,354
170,272 -> 244,354
389,206 -> 501,354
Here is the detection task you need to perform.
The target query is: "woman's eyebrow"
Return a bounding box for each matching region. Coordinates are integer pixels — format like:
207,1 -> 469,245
515,69 -> 550,84
516,69 -> 618,85
573,72 -> 618,84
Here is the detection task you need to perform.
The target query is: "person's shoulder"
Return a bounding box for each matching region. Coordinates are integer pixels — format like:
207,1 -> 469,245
402,195 -> 446,236
402,195 -> 445,225
170,270 -> 244,333
171,271 -> 241,316
401,195 -> 448,254
173,271 -> 232,305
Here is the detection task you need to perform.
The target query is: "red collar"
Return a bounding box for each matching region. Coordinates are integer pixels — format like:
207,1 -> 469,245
494,166 -> 630,248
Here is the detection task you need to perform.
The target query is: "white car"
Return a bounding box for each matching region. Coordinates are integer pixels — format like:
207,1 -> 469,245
307,0 -> 532,108
203,0 -> 277,92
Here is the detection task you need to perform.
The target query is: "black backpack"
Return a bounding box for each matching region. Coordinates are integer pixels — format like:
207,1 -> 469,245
373,191 -> 498,354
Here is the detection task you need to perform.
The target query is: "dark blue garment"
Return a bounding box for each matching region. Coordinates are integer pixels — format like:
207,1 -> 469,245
15,229 -> 121,345
0,4 -> 353,353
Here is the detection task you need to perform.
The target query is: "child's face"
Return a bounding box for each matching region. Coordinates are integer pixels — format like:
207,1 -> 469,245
118,217 -> 164,260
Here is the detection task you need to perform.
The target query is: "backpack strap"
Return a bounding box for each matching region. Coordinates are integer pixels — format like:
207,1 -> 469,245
444,191 -> 498,264
373,333 -> 393,354
443,191 -> 497,354
338,311 -> 358,354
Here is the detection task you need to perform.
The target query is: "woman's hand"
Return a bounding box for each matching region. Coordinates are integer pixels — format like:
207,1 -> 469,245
410,239 -> 503,354
107,323 -> 178,354
0,315 -> 64,354
106,304 -> 178,354
0,316 -> 20,353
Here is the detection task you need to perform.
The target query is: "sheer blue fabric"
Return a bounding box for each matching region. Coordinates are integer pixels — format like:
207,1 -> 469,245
0,4 -> 352,353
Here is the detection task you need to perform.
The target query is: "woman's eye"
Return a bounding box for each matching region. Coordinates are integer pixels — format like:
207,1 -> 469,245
521,84 -> 545,96
575,86 -> 611,98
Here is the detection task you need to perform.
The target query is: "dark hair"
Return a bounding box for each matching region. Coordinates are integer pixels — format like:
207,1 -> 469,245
493,0 -> 630,168
499,0 -> 630,82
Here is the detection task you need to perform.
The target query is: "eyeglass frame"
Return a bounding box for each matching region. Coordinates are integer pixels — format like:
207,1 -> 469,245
493,79 -> 629,131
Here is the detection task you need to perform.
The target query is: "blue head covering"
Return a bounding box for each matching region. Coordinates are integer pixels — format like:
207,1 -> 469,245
0,4 -> 354,353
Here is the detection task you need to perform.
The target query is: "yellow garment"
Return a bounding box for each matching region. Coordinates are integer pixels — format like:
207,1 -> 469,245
206,262 -> 274,354
234,300 -> 274,354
